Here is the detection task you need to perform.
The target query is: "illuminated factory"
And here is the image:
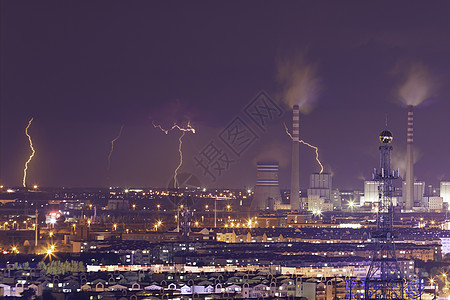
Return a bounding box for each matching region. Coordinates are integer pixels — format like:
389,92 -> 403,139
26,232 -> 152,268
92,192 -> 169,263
307,173 -> 332,203
307,173 -> 333,213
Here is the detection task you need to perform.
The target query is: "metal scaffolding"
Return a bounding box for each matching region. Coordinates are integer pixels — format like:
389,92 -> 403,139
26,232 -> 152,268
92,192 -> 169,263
365,130 -> 404,300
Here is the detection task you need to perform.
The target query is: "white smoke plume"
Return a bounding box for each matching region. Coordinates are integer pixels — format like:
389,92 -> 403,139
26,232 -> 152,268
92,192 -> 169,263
253,142 -> 289,169
391,147 -> 421,179
393,61 -> 437,107
276,52 -> 322,114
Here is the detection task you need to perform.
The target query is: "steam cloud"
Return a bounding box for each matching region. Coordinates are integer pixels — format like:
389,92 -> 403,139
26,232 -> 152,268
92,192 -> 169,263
393,61 -> 437,107
276,52 -> 321,113
253,142 -> 289,169
391,148 -> 421,179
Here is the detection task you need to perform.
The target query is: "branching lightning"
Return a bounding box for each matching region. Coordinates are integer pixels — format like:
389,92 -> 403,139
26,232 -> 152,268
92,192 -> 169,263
23,118 -> 36,188
152,121 -> 195,188
107,124 -> 124,170
283,122 -> 323,173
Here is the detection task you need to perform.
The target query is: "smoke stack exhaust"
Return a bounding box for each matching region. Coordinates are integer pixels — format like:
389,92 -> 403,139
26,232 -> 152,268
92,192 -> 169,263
405,105 -> 414,210
290,105 -> 300,210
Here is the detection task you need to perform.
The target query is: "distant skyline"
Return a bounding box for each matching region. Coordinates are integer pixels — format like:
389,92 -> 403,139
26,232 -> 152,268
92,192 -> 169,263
2,1 -> 450,189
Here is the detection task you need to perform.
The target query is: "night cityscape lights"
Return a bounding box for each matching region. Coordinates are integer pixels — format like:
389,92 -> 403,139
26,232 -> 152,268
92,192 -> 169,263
2,1 -> 450,300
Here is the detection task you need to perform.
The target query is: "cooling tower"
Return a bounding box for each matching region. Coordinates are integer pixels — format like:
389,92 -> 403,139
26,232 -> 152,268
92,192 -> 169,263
290,105 -> 300,210
405,105 -> 414,210
251,162 -> 282,210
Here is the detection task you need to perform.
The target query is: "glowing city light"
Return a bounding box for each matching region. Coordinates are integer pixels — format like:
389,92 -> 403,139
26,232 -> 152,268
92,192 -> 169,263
107,124 -> 124,170
348,201 -> 355,210
152,121 -> 196,188
284,123 -> 324,173
23,117 -> 36,187
312,208 -> 323,217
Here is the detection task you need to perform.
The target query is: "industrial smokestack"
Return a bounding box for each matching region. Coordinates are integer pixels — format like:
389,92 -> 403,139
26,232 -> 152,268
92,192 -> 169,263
290,105 -> 300,210
405,105 -> 414,210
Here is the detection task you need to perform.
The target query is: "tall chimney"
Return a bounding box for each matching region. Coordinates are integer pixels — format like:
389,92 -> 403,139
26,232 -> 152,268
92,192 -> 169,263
291,105 -> 300,210
405,105 -> 414,210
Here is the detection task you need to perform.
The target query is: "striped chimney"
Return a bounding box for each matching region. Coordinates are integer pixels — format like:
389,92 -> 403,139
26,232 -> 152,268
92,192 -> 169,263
407,105 -> 414,144
292,105 -> 300,142
405,105 -> 414,210
290,105 -> 300,210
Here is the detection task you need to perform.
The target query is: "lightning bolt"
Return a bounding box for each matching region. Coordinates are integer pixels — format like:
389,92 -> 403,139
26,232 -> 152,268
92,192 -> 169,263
107,124 -> 124,170
23,118 -> 36,188
283,122 -> 324,173
152,121 -> 195,188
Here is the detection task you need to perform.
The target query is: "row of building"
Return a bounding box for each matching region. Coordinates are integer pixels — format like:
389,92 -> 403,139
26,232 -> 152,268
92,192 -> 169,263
0,262 -> 425,300
252,163 -> 450,212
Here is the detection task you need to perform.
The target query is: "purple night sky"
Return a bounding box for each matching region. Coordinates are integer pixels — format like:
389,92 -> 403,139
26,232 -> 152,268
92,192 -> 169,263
1,1 -> 450,190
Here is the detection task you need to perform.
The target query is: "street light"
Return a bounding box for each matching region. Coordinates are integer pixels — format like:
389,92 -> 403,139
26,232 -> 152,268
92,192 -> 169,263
430,278 -> 437,300
45,245 -> 55,261
348,201 -> 355,211
442,273 -> 449,295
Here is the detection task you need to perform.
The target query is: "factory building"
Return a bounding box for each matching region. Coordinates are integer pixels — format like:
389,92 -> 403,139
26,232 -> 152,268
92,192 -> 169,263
362,181 -> 379,204
440,182 -> 450,208
400,181 -> 426,209
251,162 -> 282,210
427,196 -> 444,211
307,173 -> 332,201
307,173 -> 333,212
